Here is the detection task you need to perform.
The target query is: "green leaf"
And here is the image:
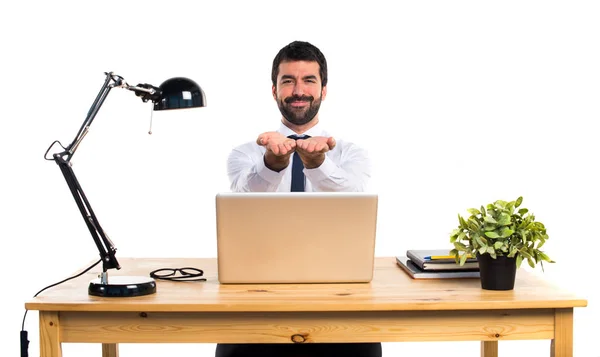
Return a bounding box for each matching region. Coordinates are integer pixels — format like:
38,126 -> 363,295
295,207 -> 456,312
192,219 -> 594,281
484,231 -> 500,238
495,200 -> 508,210
484,215 -> 497,224
459,253 -> 468,266
518,208 -> 528,215
475,235 -> 486,247
506,202 -> 515,214
515,196 -> 523,208
450,229 -> 461,242
467,208 -> 481,216
453,242 -> 467,250
468,220 -> 480,232
493,241 -> 504,249
450,249 -> 460,263
483,224 -> 497,231
497,213 -> 511,226
519,249 -> 532,259
516,254 -> 523,268
538,251 -> 553,262
499,227 -> 514,238
458,214 -> 467,228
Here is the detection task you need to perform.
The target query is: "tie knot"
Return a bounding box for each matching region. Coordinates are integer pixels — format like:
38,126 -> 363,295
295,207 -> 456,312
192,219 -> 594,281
288,134 -> 310,140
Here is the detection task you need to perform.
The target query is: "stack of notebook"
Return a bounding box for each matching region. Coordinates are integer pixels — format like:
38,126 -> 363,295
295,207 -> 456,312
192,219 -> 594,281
396,249 -> 480,279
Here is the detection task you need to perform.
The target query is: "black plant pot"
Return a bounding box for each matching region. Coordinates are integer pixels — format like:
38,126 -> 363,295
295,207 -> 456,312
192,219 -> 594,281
476,254 -> 517,290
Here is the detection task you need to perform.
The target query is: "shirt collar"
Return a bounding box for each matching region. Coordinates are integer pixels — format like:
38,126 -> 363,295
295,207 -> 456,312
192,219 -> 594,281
277,121 -> 326,138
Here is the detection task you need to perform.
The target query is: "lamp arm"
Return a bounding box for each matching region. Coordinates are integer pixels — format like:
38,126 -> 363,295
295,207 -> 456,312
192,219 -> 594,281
53,155 -> 120,274
63,72 -> 160,159
66,72 -> 122,158
47,72 -> 130,276
45,71 -> 164,278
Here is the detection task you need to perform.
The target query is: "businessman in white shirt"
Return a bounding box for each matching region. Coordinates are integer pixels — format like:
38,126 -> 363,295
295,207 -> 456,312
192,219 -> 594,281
218,41 -> 380,357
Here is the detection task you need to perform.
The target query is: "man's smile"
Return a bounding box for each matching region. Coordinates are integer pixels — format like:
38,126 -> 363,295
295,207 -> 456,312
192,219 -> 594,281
289,100 -> 309,108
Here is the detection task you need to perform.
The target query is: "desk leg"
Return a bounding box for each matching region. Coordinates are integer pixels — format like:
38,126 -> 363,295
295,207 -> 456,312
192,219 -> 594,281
481,341 -> 498,357
39,311 -> 62,357
551,308 -> 573,357
102,344 -> 119,357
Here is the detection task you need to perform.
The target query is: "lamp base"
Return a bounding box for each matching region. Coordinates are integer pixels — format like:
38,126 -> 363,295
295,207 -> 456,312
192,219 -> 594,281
88,276 -> 157,297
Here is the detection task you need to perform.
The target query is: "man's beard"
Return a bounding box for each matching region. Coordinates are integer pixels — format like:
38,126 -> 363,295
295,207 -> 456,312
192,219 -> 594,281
277,94 -> 322,126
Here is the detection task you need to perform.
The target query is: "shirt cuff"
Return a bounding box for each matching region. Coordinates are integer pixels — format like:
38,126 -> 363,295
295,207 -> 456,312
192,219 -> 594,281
257,155 -> 287,184
304,155 -> 336,183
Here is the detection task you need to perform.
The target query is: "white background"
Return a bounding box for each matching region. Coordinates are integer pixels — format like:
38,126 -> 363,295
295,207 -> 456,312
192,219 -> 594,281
2,1 -> 599,356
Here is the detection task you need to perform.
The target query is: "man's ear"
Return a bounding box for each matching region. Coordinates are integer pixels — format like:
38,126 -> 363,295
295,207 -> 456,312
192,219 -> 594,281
272,85 -> 277,100
321,85 -> 327,100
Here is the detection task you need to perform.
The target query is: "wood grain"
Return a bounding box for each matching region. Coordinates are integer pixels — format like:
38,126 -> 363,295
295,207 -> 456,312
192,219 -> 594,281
101,344 -> 118,357
59,309 -> 554,344
27,258 -> 587,357
551,308 -> 573,357
39,311 -> 62,357
481,341 -> 498,357
25,257 -> 587,313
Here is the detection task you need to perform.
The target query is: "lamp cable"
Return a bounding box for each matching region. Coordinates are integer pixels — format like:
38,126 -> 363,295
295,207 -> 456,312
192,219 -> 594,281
20,258 -> 101,357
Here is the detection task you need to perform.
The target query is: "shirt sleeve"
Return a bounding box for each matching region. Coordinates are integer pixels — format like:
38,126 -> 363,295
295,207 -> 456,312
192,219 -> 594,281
304,141 -> 371,192
227,143 -> 288,192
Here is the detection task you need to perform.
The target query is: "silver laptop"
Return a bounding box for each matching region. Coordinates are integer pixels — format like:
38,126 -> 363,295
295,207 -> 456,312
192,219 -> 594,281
215,192 -> 378,284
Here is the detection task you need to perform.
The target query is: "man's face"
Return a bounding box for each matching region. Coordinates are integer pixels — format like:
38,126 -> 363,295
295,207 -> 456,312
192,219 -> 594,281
273,60 -> 327,126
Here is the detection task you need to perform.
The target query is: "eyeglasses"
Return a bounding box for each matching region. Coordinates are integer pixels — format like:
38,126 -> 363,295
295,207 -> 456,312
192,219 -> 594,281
149,267 -> 207,282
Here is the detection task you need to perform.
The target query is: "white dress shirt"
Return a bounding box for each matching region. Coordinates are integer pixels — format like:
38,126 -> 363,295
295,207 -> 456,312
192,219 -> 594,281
227,122 -> 371,192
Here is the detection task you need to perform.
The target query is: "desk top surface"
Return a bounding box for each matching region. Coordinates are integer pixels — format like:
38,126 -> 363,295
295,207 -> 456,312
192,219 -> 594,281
25,257 -> 587,312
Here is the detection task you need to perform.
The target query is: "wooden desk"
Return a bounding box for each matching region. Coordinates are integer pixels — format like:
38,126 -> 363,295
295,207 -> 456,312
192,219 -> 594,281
25,257 -> 587,357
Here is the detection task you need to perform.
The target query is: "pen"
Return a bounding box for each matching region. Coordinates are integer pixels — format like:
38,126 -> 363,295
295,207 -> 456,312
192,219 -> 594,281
424,255 -> 471,260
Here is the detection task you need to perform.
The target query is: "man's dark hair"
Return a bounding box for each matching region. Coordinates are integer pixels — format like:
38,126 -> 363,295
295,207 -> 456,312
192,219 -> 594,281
271,41 -> 328,88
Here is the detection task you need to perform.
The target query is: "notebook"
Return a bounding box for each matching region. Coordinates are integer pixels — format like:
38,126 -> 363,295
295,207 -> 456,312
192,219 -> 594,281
396,256 -> 480,279
406,249 -> 479,271
215,192 -> 378,284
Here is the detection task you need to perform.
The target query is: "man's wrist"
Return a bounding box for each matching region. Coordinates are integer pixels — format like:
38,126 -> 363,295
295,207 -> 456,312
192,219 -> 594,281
264,153 -> 290,172
302,155 -> 325,169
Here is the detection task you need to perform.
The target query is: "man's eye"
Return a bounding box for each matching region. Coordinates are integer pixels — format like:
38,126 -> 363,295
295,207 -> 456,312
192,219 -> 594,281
281,79 -> 293,84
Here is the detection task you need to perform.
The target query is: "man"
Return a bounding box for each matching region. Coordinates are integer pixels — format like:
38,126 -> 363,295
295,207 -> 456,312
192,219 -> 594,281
227,40 -> 370,193
218,41 -> 380,357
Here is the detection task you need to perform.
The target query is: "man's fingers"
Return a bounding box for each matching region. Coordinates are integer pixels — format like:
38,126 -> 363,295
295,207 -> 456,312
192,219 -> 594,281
277,143 -> 290,155
283,141 -> 295,152
327,137 -> 336,150
296,139 -> 307,150
258,132 -> 298,156
268,142 -> 295,156
297,141 -> 327,154
261,134 -> 335,150
257,131 -> 283,146
257,133 -> 272,146
269,143 -> 280,155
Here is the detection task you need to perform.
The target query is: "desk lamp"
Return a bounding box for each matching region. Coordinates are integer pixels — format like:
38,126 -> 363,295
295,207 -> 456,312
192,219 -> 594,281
44,72 -> 206,297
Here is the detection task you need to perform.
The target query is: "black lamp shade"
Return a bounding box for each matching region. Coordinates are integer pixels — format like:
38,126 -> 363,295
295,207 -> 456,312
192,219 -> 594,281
154,77 -> 206,111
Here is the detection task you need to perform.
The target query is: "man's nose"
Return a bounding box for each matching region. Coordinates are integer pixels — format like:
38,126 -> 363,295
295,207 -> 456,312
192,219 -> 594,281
292,83 -> 305,96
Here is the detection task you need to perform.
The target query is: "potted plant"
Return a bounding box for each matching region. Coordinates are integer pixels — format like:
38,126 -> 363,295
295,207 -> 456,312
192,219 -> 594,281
449,196 -> 554,290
